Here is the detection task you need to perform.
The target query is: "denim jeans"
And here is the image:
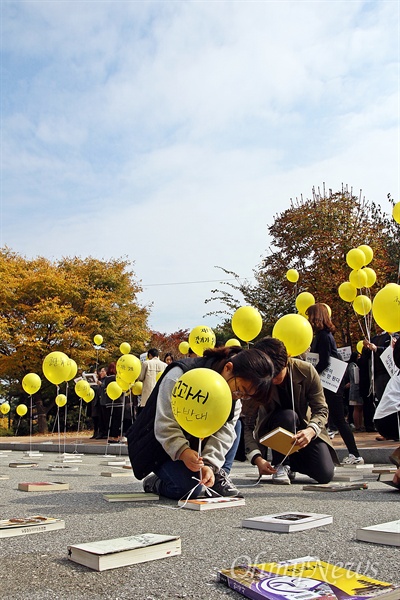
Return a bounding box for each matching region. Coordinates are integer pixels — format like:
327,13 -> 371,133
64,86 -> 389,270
155,459 -> 204,500
223,418 -> 242,474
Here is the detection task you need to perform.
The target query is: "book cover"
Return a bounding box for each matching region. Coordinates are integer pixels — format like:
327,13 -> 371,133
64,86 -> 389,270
18,481 -> 70,492
302,482 -> 368,492
103,493 -> 159,502
241,512 -> 332,533
9,462 -> 38,468
101,471 -> 132,477
178,497 -> 245,511
68,533 -> 181,571
356,520 -> 400,547
0,516 -> 65,538
259,427 -> 301,456
218,557 -> 400,599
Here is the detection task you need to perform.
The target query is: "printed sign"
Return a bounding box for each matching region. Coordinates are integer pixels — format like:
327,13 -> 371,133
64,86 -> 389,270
306,353 -> 348,392
337,346 -> 351,362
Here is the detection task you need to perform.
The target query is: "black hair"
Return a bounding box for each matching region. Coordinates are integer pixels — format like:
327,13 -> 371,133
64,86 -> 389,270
163,352 -> 174,362
393,337 -> 400,369
147,348 -> 159,358
349,351 -> 360,364
254,337 -> 288,378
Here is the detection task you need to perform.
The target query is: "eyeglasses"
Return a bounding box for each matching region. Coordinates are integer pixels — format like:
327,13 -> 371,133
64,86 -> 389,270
228,377 -> 255,401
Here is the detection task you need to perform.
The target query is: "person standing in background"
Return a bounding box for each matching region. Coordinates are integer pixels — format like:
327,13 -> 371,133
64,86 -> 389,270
136,349 -> 167,415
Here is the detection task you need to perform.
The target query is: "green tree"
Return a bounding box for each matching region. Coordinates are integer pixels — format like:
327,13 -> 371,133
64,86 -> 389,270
0,248 -> 150,432
206,187 -> 399,347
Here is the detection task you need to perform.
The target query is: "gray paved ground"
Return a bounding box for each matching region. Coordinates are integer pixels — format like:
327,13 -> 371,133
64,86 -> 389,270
0,449 -> 399,600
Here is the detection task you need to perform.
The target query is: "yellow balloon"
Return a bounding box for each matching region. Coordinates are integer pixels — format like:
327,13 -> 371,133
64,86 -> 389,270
357,245 -> 374,265
272,314 -> 313,357
171,368 -> 232,438
356,340 -> 364,354
107,381 -> 122,400
116,374 -> 130,392
42,351 -> 71,385
225,338 -> 241,347
178,341 -> 190,355
188,325 -> 216,356
75,379 -> 91,398
116,354 -> 141,383
82,388 -> 95,403
16,404 -> 28,417
22,373 -> 41,395
286,269 -> 299,283
55,394 -> 67,407
363,267 -> 377,288
93,334 -> 103,346
120,342 -> 131,355
349,269 -> 367,289
372,284 -> 400,333
295,292 -> 315,314
0,402 -> 10,415
346,248 -> 366,270
131,381 -> 143,395
353,295 -> 372,316
66,359 -> 78,381
231,306 -> 262,342
338,282 -> 357,302
393,202 -> 400,224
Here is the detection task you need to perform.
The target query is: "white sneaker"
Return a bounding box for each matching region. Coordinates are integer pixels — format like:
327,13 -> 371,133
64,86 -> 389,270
272,465 -> 292,485
342,454 -> 364,465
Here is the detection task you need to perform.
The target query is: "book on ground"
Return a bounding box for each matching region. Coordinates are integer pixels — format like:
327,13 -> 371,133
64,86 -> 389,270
259,427 -> 301,456
0,475 -> 10,480
67,533 -> 181,571
100,460 -> 128,466
103,493 -> 159,502
302,482 -> 367,492
341,463 -> 373,470
356,520 -> 400,547
101,471 -> 132,477
372,467 -> 396,474
48,464 -> 79,472
0,516 -> 65,538
9,462 -> 38,468
178,497 -> 245,511
218,556 -> 400,599
18,481 -> 70,492
332,473 -> 363,482
241,512 -> 332,533
378,473 -> 400,490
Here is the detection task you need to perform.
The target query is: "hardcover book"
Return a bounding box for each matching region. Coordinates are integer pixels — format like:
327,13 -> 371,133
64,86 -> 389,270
0,516 -> 65,538
241,512 -> 332,533
356,520 -> 400,547
67,533 -> 181,571
259,427 -> 301,456
178,497 -> 245,511
302,482 -> 368,492
218,556 -> 400,599
18,481 -> 70,492
103,493 -> 159,502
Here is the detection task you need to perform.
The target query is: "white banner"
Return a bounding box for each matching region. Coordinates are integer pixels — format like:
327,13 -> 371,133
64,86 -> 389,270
380,345 -> 396,377
337,346 -> 351,362
305,352 -> 348,392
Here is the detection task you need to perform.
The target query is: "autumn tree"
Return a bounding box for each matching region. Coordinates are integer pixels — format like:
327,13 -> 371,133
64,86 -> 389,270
146,329 -> 190,360
206,186 -> 399,347
0,248 -> 150,432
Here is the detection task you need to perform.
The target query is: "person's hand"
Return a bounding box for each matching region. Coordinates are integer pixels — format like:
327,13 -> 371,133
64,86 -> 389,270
363,339 -> 376,352
254,456 -> 277,476
179,448 -> 204,472
393,468 -> 400,486
293,427 -> 315,448
199,465 -> 214,488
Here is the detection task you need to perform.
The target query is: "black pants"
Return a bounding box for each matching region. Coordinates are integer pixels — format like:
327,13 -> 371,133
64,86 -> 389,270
324,389 -> 360,457
374,412 -> 400,441
264,409 -> 335,484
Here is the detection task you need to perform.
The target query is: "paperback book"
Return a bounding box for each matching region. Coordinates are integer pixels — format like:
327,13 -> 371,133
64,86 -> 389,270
67,533 -> 181,571
259,427 -> 301,456
218,556 -> 400,599
241,512 -> 332,533
103,493 -> 159,502
0,516 -> 65,538
302,482 -> 368,492
178,497 -> 245,511
9,462 -> 38,468
101,471 -> 132,477
356,520 -> 400,547
18,481 -> 70,492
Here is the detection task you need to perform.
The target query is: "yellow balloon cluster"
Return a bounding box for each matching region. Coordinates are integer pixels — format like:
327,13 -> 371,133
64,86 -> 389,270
231,307 -> 262,342
22,373 -> 41,395
188,325 -> 216,356
171,368 -> 232,438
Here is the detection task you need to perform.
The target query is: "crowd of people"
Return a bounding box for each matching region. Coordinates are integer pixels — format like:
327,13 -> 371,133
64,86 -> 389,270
87,311 -> 399,498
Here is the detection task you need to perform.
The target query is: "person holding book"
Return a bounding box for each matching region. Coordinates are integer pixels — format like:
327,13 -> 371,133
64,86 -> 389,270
127,346 -> 274,499
243,336 -> 338,485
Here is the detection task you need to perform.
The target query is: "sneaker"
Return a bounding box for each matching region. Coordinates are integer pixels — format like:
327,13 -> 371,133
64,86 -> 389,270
327,428 -> 338,439
143,473 -> 162,495
211,469 -> 243,497
272,464 -> 292,485
342,454 -> 364,465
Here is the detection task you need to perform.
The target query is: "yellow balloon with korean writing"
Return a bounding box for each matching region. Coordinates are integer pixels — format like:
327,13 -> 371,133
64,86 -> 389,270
0,402 -> 10,415
188,326 -> 216,357
55,394 -> 67,407
116,354 -> 141,383
171,368 -> 232,438
42,351 -> 71,385
22,373 -> 41,395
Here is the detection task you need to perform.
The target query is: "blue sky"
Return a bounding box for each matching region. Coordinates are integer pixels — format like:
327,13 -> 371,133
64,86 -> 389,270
1,0 -> 399,334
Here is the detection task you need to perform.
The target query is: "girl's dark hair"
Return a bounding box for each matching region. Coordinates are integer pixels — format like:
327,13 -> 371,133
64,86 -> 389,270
393,337 -> 400,369
107,362 -> 117,376
306,303 -> 336,334
164,353 -> 174,362
203,346 -> 274,402
254,337 -> 288,378
349,351 -> 360,364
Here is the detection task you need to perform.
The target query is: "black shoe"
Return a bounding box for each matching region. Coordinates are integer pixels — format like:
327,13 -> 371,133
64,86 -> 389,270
143,474 -> 162,495
211,469 -> 243,497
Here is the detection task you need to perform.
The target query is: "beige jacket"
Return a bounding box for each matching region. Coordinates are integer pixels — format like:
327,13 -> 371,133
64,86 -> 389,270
138,357 -> 167,406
